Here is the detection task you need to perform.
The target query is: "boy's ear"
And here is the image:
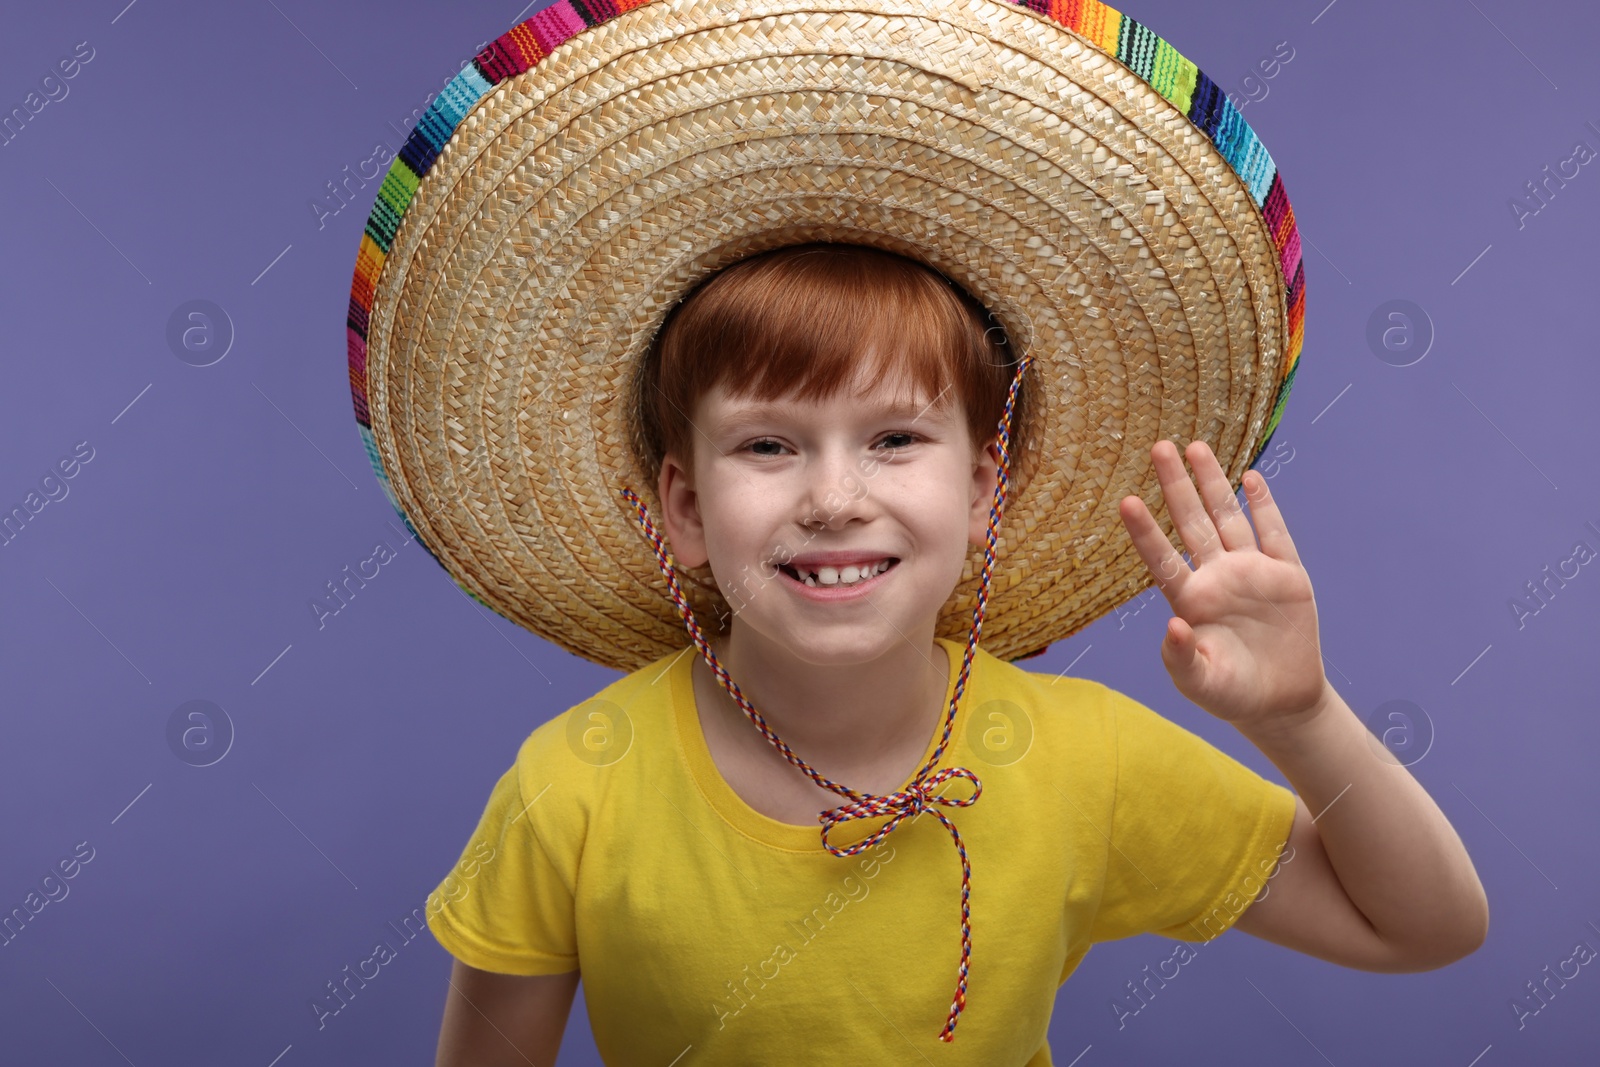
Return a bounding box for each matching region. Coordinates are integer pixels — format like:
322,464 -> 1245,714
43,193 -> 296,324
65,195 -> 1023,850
657,450 -> 711,568
967,437 -> 1003,546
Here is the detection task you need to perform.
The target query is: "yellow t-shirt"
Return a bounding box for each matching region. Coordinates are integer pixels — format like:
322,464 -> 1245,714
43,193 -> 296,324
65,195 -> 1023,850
425,637 -> 1297,1065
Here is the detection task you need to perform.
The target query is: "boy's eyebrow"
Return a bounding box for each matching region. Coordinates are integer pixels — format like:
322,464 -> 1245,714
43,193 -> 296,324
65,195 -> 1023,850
711,396 -> 950,434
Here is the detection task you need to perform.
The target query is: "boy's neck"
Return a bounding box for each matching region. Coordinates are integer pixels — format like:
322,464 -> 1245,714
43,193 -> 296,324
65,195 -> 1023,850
695,623 -> 952,788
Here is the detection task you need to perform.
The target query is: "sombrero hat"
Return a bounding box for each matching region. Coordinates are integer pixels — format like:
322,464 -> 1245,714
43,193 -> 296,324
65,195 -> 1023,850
345,0 -> 1304,674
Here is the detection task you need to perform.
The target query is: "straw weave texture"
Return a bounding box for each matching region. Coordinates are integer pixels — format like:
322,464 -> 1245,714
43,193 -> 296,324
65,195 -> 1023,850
355,0 -> 1299,671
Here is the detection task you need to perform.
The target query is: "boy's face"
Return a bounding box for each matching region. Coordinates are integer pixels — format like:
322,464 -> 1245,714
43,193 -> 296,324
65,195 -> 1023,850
657,362 -> 1002,666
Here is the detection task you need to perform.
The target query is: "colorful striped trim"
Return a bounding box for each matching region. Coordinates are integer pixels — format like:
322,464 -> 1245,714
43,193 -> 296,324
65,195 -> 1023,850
345,0 -> 1307,598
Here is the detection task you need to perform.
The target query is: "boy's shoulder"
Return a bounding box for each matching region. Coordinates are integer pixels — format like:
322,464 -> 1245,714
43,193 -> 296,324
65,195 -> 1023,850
959,643 -> 1126,768
971,643 -> 1224,759
509,646 -> 687,785
971,642 -> 1119,719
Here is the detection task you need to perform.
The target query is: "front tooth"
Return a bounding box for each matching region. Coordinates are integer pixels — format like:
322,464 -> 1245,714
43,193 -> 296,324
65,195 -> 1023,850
817,566 -> 839,585
840,565 -> 861,583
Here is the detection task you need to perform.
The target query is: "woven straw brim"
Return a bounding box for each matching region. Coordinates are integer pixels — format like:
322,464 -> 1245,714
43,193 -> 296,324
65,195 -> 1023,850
351,0 -> 1304,673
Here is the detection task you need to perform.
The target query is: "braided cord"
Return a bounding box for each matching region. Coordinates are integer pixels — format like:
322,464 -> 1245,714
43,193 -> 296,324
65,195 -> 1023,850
620,353 -> 1031,1041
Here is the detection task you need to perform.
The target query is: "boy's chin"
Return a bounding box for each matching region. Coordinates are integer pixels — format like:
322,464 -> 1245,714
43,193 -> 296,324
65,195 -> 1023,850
728,614 -> 936,670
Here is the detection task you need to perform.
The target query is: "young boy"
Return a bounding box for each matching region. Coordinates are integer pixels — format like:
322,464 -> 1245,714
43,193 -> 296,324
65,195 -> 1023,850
335,2 -> 1494,1062
422,244 -> 1488,1065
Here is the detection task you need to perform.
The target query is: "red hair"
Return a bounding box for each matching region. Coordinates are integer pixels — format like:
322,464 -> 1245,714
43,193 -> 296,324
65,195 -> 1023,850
629,242 -> 1036,486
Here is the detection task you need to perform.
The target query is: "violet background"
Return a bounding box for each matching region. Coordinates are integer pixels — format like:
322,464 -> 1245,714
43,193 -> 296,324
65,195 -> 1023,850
2,0 -> 1597,1063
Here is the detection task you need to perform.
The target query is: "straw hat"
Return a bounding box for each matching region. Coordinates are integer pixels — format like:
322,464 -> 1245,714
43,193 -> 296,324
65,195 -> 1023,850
346,0 -> 1305,673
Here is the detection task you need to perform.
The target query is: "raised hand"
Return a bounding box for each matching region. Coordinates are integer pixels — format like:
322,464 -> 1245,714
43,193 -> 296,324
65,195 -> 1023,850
1117,439 -> 1329,737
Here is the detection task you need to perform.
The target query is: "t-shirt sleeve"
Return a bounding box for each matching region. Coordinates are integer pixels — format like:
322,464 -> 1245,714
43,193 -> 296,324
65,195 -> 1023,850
1085,683 -> 1298,945
425,725 -> 582,976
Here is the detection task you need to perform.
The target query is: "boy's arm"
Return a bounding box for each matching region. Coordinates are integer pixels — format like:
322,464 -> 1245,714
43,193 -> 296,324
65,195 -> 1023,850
435,960 -> 579,1067
1230,682 -> 1488,971
1117,439 -> 1488,971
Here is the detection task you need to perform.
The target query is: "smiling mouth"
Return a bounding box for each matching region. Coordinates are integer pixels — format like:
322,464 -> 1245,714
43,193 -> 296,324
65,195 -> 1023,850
777,558 -> 899,588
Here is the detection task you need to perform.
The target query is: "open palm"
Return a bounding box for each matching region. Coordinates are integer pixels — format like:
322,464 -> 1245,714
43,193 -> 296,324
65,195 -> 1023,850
1118,440 -> 1328,733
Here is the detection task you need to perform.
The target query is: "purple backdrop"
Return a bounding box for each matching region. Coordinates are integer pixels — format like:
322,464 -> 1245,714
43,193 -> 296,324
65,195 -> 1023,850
2,0 -> 1597,1063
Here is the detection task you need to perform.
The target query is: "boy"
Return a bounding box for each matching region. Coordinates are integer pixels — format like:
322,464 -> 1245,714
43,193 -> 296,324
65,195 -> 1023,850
336,2 -> 1489,1062
423,244 -> 1487,1065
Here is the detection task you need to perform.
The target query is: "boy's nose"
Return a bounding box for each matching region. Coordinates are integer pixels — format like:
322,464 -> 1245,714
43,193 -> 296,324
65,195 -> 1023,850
796,448 -> 871,529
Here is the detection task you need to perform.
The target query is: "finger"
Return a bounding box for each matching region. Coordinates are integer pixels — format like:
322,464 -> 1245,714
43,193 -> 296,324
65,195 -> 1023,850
1150,439 -> 1225,564
1162,616 -> 1203,690
1240,469 -> 1303,568
1118,491 -> 1193,601
1187,440 -> 1259,553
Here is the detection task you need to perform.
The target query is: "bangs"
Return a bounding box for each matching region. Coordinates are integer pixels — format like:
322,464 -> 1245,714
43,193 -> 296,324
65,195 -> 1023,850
632,243 -> 1030,483
669,249 -> 973,410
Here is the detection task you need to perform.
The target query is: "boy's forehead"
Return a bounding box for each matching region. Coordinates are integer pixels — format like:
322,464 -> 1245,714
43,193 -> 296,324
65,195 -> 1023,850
709,356 -> 947,414
705,376 -> 950,423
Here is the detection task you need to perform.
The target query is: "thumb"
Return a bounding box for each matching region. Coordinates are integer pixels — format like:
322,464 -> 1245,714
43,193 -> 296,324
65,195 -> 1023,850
1161,617 -> 1204,688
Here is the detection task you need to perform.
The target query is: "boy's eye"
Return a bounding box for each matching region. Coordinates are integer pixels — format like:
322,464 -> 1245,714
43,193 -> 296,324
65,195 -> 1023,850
742,433 -> 917,455
876,432 -> 918,450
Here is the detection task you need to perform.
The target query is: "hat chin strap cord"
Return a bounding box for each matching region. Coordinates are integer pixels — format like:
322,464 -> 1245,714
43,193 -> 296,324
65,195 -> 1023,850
621,353 -> 1031,1042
